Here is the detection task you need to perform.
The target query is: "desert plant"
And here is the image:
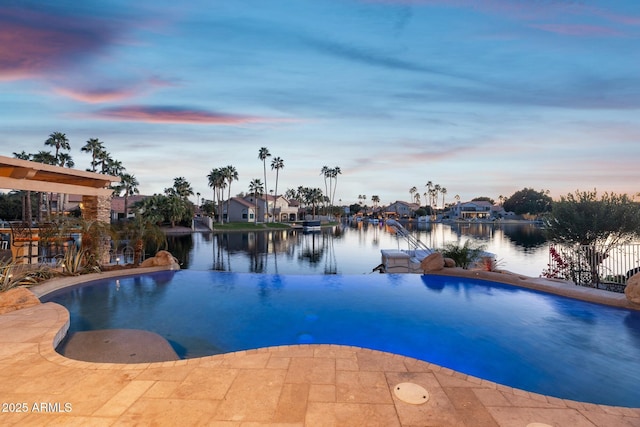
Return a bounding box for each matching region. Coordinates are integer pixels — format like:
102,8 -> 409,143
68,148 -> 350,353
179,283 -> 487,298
0,259 -> 38,292
59,245 -> 99,276
475,256 -> 504,272
57,217 -> 117,267
439,241 -> 486,269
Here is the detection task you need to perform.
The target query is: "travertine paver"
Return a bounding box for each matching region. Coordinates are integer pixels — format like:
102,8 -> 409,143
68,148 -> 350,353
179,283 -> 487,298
1,302 -> 639,426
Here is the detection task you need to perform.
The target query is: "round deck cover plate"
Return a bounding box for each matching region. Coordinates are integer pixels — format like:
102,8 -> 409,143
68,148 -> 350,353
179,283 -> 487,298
393,382 -> 429,405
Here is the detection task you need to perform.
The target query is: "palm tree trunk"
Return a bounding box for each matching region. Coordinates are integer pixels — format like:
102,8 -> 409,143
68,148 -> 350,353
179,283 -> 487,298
134,239 -> 143,265
274,172 -> 279,222
263,162 -> 268,222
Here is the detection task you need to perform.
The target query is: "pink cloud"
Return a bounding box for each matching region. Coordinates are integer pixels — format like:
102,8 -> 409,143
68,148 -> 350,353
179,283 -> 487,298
53,77 -> 176,103
90,106 -> 298,125
0,7 -> 114,81
53,87 -> 139,104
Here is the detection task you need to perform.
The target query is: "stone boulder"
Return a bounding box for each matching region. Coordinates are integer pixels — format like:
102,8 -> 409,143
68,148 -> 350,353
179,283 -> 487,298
140,250 -> 180,270
420,252 -> 445,273
625,273 -> 640,305
0,287 -> 40,314
443,257 -> 456,268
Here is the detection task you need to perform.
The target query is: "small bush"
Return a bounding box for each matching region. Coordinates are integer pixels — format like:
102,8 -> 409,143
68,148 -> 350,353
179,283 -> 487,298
439,241 -> 486,269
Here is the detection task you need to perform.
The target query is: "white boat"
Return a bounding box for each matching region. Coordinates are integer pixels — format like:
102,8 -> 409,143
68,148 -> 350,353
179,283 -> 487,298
302,220 -> 321,232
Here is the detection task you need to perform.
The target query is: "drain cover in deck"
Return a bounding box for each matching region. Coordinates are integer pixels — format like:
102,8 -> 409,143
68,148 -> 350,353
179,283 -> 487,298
393,382 -> 429,404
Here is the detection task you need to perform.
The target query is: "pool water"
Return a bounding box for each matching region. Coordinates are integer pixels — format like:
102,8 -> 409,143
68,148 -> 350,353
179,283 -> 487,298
42,270 -> 640,407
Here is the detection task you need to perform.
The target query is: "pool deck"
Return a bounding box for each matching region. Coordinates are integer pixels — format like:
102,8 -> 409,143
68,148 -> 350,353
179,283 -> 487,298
1,269 -> 640,426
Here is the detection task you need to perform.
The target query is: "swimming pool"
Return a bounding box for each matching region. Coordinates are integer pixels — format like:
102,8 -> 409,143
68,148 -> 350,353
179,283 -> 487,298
42,270 -> 640,407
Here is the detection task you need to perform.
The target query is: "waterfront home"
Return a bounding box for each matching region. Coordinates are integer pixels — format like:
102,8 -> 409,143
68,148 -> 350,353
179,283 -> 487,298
224,197 -> 257,222
450,200 -> 493,220
242,194 -> 300,222
385,200 -> 420,219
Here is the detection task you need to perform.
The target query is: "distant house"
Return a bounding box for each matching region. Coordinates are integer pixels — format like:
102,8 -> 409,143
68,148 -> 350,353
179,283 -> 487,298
110,195 -> 147,221
241,194 -> 300,222
224,197 -> 256,222
450,201 -> 493,220
385,201 -> 420,219
48,193 -> 84,215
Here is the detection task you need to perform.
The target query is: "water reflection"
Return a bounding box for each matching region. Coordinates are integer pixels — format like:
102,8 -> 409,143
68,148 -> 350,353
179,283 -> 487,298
167,222 -> 549,276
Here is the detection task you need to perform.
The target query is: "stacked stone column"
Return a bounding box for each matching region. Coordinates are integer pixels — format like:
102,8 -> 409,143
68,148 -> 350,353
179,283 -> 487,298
81,195 -> 112,265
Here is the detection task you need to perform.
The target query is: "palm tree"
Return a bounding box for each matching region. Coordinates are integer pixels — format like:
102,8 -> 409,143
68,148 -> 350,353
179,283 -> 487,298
425,181 -> 433,210
45,132 -> 72,215
31,150 -> 56,218
105,158 -> 125,176
117,173 -> 140,220
258,147 -> 271,221
320,166 -> 330,209
122,210 -> 166,266
207,168 -> 226,223
58,152 -> 74,168
409,186 -> 417,203
433,184 -> 441,208
169,177 -> 194,200
44,131 -> 70,163
248,179 -> 264,224
81,138 -> 105,172
271,157 -> 284,220
441,187 -> 447,209
12,152 -> 33,224
303,187 -> 323,219
164,195 -> 188,228
223,165 -> 238,224
97,150 -> 113,173
330,166 -> 341,209
371,195 -> 380,216
56,152 -> 75,214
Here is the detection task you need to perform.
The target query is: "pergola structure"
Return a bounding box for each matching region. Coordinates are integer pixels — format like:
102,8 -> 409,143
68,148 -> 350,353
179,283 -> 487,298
0,155 -> 118,196
0,155 -> 120,222
0,155 -> 120,264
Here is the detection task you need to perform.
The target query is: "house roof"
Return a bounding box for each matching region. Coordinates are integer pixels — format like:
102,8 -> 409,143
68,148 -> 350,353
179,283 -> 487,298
231,197 -> 255,208
111,195 -> 147,213
460,200 -> 493,207
388,200 -> 420,210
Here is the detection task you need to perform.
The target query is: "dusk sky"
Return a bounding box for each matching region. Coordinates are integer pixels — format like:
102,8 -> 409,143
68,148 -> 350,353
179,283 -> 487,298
2,0 -> 639,206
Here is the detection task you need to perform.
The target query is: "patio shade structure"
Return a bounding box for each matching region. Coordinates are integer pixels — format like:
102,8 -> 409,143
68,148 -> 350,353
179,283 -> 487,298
0,155 -> 118,198
0,155 -> 120,263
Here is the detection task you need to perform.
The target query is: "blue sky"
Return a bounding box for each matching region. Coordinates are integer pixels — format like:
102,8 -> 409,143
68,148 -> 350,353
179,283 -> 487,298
1,0 -> 639,206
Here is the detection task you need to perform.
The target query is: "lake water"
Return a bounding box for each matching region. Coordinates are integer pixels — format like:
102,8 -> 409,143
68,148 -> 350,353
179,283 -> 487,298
167,220 -> 549,277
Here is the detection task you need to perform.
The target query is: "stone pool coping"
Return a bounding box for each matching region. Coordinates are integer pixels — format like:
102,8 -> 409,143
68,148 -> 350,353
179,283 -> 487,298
0,267 -> 638,425
428,267 -> 639,311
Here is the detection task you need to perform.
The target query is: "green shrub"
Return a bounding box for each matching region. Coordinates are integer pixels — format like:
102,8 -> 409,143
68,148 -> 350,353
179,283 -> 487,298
439,241 -> 486,269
